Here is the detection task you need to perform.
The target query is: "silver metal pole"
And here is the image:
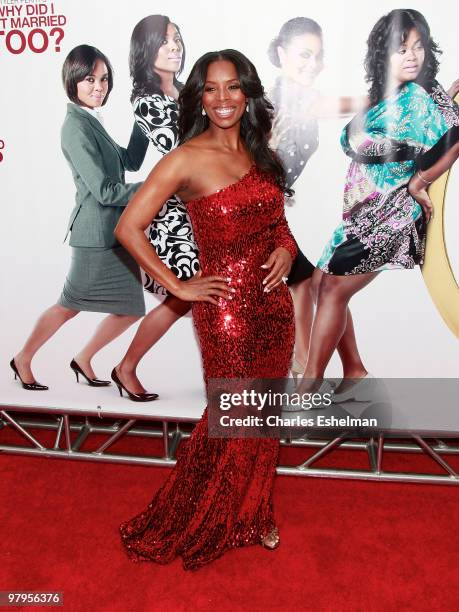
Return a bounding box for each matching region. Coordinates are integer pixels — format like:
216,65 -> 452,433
63,414 -> 72,452
412,435 -> 457,477
376,433 -> 384,474
298,433 -> 348,469
367,437 -> 378,472
94,419 -> 137,454
54,416 -> 64,450
0,410 -> 45,450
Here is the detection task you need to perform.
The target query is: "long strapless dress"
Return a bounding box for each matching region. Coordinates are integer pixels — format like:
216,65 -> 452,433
119,165 -> 297,570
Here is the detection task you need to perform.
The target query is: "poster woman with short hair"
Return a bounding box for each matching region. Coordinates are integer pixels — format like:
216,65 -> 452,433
11,45 -> 156,399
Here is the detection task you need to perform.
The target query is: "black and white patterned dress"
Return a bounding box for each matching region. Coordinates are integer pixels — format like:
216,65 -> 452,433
133,94 -> 199,294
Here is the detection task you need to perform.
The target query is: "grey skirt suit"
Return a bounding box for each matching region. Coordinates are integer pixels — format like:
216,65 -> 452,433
59,103 -> 148,316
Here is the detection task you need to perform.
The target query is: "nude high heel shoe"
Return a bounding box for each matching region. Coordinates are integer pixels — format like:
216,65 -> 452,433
332,374 -> 375,403
290,357 -> 305,380
261,527 -> 280,550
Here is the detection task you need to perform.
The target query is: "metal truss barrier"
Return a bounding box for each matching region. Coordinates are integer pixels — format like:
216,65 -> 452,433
1,405 -> 458,485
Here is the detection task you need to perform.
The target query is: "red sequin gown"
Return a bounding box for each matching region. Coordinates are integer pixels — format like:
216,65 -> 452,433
120,165 -> 297,570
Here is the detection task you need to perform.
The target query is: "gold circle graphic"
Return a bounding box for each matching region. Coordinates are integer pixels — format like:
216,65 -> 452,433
421,93 -> 459,337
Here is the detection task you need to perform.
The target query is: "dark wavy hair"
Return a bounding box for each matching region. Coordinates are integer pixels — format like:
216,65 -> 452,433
129,14 -> 185,102
364,9 -> 441,106
178,49 -> 292,196
62,44 -> 113,106
268,17 -> 323,68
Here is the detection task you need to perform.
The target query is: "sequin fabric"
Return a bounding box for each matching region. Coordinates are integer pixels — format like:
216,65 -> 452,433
119,165 -> 297,570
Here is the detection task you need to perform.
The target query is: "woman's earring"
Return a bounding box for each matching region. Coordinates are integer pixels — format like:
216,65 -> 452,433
202,107 -> 206,116
246,103 -> 249,113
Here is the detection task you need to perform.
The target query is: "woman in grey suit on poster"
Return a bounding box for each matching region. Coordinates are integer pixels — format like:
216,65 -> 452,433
11,44 -> 157,400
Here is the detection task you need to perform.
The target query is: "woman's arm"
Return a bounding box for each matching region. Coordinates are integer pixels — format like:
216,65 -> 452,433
120,122 -> 149,172
273,209 -> 298,261
408,140 -> 459,222
115,150 -> 232,304
310,94 -> 368,119
261,207 -> 297,292
62,122 -> 142,207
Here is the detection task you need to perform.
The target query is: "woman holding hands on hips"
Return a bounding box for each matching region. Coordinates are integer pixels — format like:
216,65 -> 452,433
110,15 -> 200,399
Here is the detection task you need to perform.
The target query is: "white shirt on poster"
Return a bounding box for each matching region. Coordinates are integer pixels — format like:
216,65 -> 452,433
74,103 -> 104,127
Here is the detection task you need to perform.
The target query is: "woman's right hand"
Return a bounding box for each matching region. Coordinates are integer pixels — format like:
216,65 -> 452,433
174,271 -> 235,305
408,173 -> 434,223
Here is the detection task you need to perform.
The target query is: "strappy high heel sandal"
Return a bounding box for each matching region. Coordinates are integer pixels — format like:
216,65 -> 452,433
261,527 -> 280,550
290,357 -> 305,380
332,373 -> 375,403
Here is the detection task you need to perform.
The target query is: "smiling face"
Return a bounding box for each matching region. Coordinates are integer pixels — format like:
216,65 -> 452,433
277,32 -> 323,87
76,59 -> 109,108
154,23 -> 183,76
389,28 -> 425,87
201,59 -> 247,128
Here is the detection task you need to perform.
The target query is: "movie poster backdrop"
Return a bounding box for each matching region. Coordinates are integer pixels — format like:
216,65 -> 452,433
0,0 -> 458,416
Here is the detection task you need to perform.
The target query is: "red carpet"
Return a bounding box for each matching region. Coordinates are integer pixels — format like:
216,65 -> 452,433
1,426 -> 459,611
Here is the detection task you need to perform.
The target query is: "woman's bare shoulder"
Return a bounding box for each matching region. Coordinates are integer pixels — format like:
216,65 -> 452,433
154,145 -> 196,174
167,136 -> 212,168
148,142 -> 206,196
181,132 -> 214,151
161,139 -> 208,164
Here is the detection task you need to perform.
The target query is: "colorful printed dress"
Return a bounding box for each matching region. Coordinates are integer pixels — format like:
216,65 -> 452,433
318,81 -> 459,275
133,93 -> 199,294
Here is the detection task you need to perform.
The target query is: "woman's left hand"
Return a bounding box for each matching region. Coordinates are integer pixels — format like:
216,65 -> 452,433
261,247 -> 293,292
408,173 -> 434,223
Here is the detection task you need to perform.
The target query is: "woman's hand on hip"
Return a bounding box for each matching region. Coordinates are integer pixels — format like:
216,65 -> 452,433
408,173 -> 434,223
174,271 -> 234,305
261,247 -> 293,292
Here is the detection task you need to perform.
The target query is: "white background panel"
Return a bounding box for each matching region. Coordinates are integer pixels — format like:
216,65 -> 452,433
0,0 -> 458,414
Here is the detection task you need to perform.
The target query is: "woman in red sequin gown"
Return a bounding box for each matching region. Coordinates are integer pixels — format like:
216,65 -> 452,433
115,50 -> 297,570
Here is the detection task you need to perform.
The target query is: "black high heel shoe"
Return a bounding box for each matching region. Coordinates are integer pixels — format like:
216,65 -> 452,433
10,358 -> 48,391
111,368 -> 159,402
70,359 -> 111,387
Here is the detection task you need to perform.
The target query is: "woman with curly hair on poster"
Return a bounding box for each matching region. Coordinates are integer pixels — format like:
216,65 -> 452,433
298,9 -> 459,399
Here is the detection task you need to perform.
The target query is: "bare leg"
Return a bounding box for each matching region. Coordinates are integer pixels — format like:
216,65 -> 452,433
74,313 -> 141,379
310,269 -> 368,378
336,312 -> 367,378
289,278 -> 314,370
14,304 -> 79,384
300,271 -> 378,389
115,296 -> 191,394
